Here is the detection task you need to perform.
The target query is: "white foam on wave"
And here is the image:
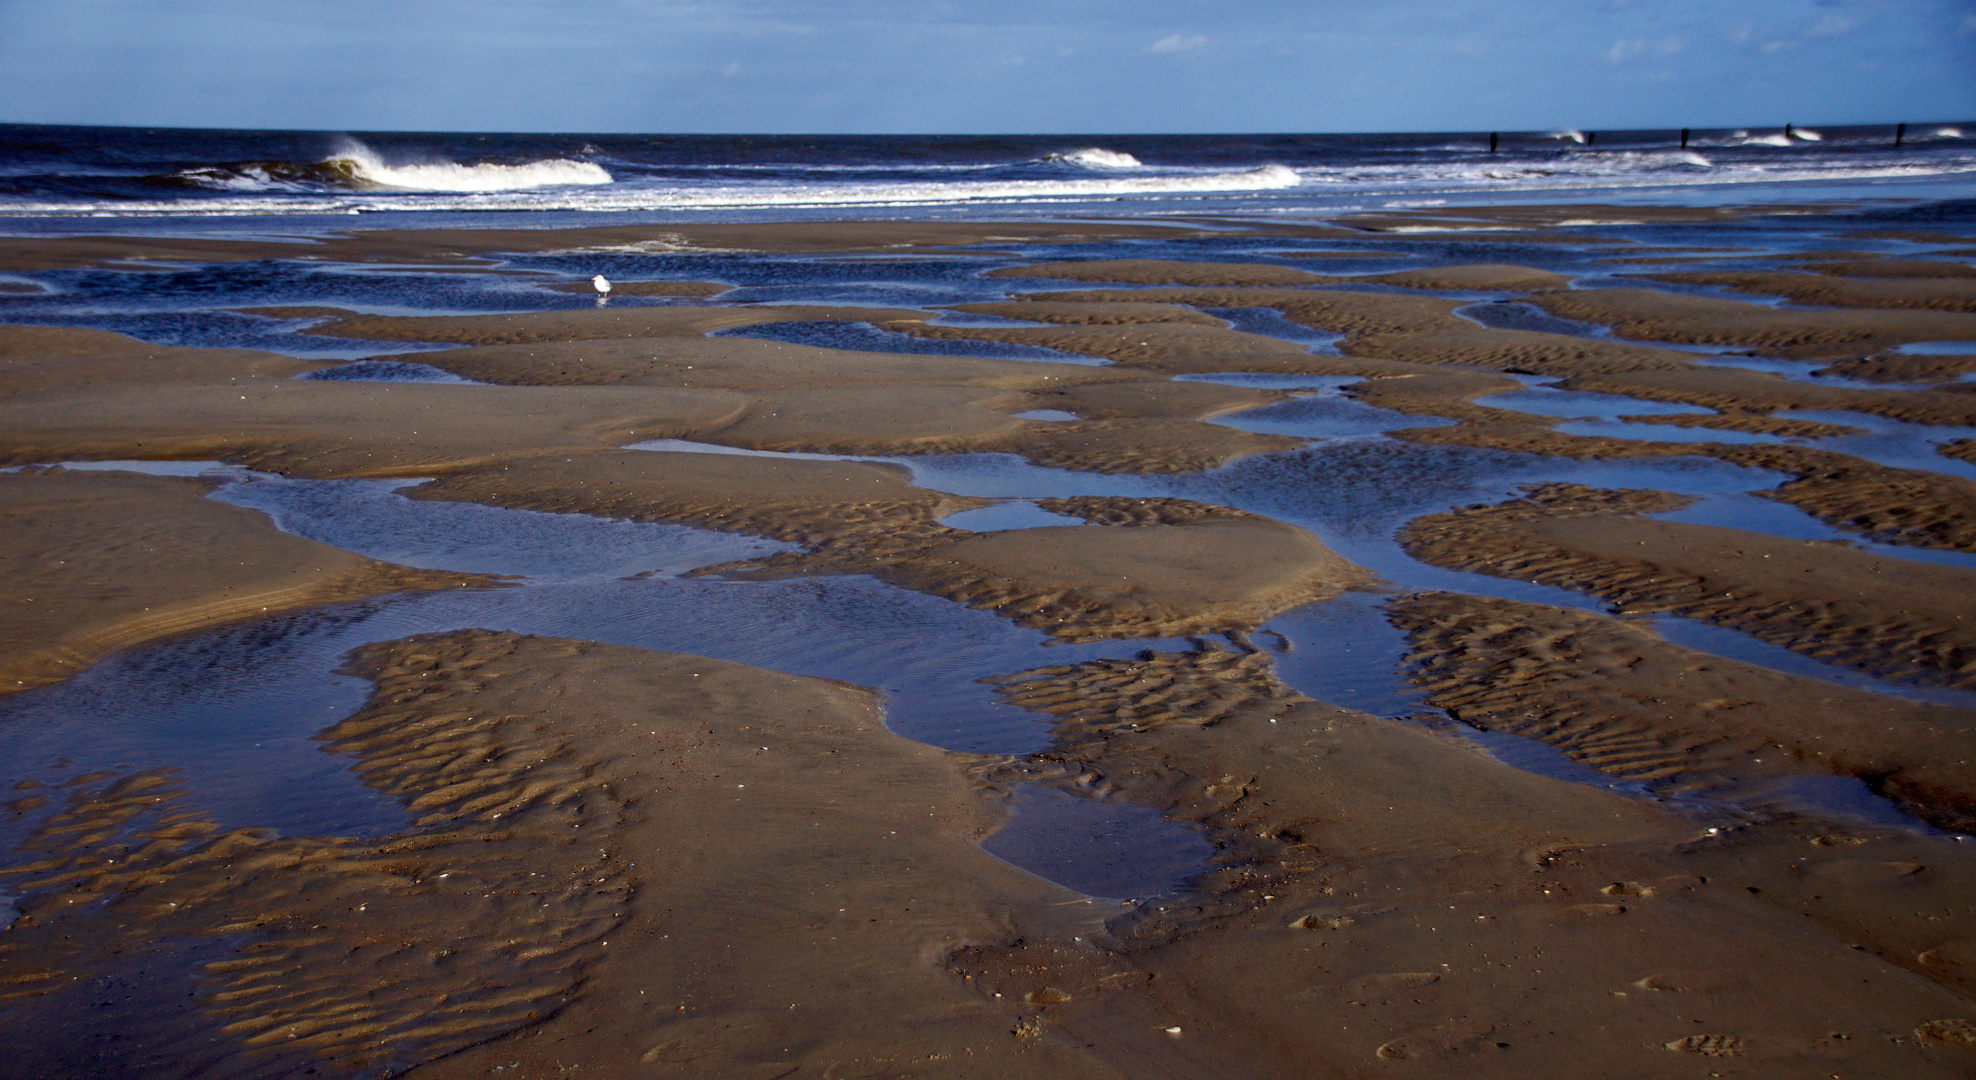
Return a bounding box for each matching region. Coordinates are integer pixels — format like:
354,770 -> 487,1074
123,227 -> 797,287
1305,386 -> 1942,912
325,139 -> 611,192
10,161 -> 1299,216
1791,128 -> 1824,142
1548,130 -> 1588,144
1724,131 -> 1794,147
1571,149 -> 1713,171
1048,148 -> 1144,169
1932,126 -> 1965,140
21,141 -> 1976,217
177,166 -> 299,192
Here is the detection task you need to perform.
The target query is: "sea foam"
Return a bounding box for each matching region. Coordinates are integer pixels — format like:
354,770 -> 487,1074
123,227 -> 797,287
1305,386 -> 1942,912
324,140 -> 611,192
1048,148 -> 1144,169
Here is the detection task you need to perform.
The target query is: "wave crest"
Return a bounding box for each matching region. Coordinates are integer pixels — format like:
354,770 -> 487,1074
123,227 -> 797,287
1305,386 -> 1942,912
325,141 -> 611,191
1047,147 -> 1144,169
172,140 -> 612,194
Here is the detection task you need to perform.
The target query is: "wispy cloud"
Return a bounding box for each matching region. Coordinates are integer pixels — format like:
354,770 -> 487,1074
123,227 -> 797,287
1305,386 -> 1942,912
1605,35 -> 1682,61
1149,33 -> 1206,54
1804,13 -> 1855,37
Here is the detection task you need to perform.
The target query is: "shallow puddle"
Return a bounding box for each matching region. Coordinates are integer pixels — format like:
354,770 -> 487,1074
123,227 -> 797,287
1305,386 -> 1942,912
939,499 -> 1086,532
1694,352 -> 1957,390
1199,306 -> 1344,351
1897,341 -> 1976,354
298,359 -> 484,384
1737,774 -> 1950,835
1551,409 -> 1976,480
980,786 -> 1216,900
1208,393 -> 1452,439
1455,300 -> 1606,337
1175,371 -> 1362,391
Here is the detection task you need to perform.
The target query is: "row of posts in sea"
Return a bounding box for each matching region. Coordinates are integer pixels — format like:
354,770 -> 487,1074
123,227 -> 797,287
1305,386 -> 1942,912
1484,123 -> 1924,152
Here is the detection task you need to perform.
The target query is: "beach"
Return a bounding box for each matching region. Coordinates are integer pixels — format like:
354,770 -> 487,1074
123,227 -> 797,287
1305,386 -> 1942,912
3,135 -> 1976,1077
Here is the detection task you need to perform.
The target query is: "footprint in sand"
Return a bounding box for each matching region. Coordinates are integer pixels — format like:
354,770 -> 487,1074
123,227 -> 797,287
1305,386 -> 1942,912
1917,938 -> 1976,973
1665,1033 -> 1744,1056
1916,1018 -> 1976,1044
1373,1017 -> 1494,1060
1633,969 -> 1745,993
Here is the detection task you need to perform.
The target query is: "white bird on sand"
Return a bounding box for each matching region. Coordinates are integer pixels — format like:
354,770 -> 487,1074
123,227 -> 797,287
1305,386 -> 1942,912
591,274 -> 612,295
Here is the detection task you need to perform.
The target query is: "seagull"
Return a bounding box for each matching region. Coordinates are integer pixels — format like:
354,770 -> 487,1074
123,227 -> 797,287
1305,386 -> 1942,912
591,274 -> 612,295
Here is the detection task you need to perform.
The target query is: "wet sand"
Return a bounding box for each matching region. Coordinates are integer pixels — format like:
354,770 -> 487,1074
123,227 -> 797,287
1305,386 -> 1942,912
0,468 -> 492,694
4,210 -> 1976,1078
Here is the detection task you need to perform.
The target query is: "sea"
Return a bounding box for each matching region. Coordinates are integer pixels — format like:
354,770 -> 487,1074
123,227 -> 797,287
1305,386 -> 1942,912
2,122 -> 1973,227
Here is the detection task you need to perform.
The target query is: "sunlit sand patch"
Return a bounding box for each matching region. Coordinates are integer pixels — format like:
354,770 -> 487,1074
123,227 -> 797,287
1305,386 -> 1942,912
0,468 -> 494,695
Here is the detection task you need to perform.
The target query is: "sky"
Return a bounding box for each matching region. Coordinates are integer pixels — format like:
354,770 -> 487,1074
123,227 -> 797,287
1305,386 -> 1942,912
0,0 -> 1971,133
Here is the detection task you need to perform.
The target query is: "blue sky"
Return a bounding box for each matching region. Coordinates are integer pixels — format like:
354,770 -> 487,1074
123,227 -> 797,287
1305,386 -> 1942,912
1,0 -> 1971,133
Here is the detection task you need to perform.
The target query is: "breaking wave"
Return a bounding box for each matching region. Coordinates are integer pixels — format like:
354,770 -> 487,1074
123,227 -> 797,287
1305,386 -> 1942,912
1047,148 -> 1144,169
173,140 -> 612,194
1722,131 -> 1794,147
326,142 -> 612,191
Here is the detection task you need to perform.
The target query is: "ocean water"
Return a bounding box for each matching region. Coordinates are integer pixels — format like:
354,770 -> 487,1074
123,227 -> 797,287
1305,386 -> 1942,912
1,123 -> 1973,221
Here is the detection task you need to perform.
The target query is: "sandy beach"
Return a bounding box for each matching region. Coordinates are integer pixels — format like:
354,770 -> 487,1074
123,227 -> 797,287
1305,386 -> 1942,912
4,203 -> 1976,1079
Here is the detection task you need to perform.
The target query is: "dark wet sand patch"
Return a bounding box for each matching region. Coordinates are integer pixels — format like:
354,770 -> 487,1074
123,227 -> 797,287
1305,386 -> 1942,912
1527,287 -> 1976,359
1817,353 -> 1976,384
986,258 -> 1335,287
1567,366 -> 1976,428
905,288 -> 1695,376
384,332 -> 1126,391
235,302 -> 925,347
1638,270 -> 1976,313
1795,259 -> 1976,280
1390,590 -> 1976,830
1398,482 -> 1976,689
944,299 -> 1228,326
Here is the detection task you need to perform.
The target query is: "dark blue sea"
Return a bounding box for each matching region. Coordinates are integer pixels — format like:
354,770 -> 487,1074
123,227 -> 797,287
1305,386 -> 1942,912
2,122 -> 1973,225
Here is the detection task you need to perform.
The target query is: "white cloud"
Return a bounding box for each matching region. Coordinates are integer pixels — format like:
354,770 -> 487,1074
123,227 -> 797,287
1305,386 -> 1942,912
1605,35 -> 1682,62
1805,13 -> 1855,37
1149,33 -> 1206,54
1960,13 -> 1976,35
